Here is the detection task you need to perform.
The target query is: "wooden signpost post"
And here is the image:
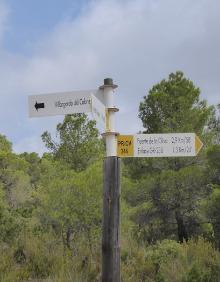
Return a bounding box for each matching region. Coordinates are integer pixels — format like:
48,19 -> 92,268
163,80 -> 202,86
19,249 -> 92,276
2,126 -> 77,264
99,79 -> 120,282
28,78 -> 203,282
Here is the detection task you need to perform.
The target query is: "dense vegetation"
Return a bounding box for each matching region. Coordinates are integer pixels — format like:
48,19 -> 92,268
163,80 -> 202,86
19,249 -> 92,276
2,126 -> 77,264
0,72 -> 220,281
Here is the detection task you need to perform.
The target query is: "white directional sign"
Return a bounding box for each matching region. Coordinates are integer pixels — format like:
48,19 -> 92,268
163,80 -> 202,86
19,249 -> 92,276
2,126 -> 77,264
91,94 -> 106,128
28,90 -> 96,118
117,133 -> 203,158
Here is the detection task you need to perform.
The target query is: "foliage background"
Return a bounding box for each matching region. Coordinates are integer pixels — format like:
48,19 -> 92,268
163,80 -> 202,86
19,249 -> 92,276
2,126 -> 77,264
0,72 -> 220,281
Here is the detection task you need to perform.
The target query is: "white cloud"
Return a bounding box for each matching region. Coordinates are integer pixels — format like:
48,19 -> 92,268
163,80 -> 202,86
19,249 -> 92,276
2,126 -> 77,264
0,0 -> 219,153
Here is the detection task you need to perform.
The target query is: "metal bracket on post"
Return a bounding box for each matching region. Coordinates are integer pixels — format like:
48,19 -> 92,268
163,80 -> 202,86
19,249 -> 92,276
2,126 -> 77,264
100,78 -> 119,157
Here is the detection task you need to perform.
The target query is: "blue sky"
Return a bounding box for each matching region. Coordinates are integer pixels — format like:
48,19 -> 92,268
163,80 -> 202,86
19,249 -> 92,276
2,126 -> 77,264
0,0 -> 219,154
5,0 -> 87,54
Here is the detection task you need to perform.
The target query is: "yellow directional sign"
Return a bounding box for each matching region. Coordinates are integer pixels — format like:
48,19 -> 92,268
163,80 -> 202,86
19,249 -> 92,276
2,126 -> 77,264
117,135 -> 134,157
195,135 -> 203,155
117,133 -> 203,158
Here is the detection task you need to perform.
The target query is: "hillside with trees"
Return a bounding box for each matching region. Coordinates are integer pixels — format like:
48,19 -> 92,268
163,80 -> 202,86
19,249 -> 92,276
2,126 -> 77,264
0,72 -> 220,281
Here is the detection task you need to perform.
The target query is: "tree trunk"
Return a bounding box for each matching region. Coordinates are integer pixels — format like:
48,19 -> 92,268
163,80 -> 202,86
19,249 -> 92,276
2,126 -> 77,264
66,226 -> 72,249
175,210 -> 188,243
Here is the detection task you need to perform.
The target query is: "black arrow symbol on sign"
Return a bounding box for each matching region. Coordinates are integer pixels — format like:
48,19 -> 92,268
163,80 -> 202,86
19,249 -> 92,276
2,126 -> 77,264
35,102 -> 45,111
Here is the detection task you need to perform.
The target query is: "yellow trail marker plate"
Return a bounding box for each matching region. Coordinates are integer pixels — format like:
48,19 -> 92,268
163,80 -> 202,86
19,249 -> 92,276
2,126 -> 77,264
117,135 -> 134,157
